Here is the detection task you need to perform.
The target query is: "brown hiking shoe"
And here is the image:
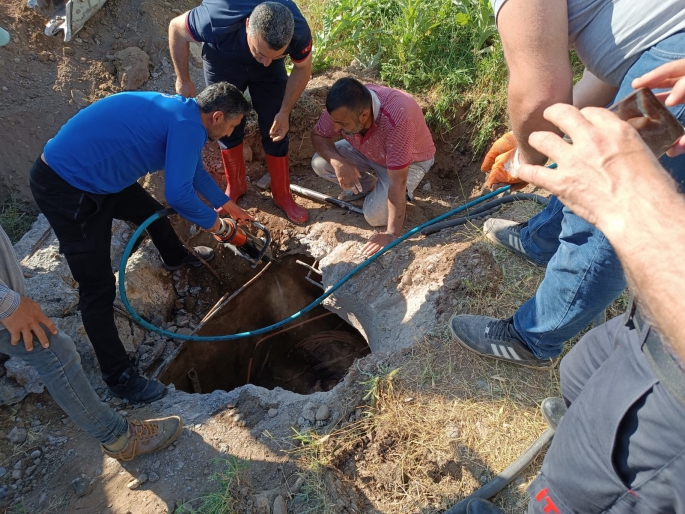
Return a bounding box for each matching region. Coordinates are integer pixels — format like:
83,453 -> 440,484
102,416 -> 183,461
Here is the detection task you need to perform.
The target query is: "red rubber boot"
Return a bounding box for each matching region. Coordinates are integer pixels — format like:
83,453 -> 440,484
220,144 -> 247,201
265,154 -> 309,223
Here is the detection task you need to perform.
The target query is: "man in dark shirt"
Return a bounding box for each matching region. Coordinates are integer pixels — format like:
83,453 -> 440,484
169,0 -> 312,223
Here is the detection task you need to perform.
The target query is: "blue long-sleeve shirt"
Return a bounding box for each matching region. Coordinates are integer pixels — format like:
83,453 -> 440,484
43,92 -> 229,228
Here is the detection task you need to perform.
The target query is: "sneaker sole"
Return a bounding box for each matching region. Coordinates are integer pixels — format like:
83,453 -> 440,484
449,316 -> 557,370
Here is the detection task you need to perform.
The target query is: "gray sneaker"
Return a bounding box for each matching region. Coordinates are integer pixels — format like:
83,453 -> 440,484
449,315 -> 555,369
483,219 -> 544,267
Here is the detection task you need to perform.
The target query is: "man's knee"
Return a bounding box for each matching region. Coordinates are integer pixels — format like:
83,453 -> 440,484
363,208 -> 388,227
311,154 -> 332,178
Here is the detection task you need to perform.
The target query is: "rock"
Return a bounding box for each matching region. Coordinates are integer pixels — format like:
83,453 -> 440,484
71,476 -> 91,497
114,47 -> 150,90
254,494 -> 270,514
7,427 -> 28,444
71,89 -> 89,108
63,47 -> 74,56
118,410 -> 129,417
256,174 -> 271,190
476,380 -> 488,391
0,376 -> 26,406
11,469 -> 21,480
5,359 -> 43,396
148,472 -> 160,483
127,473 -> 147,490
0,467 -> 5,478
137,473 -> 149,485
315,404 -> 330,421
422,182 -> 432,192
102,60 -> 116,75
301,402 -> 317,424
273,495 -> 287,514
115,239 -> 177,332
267,408 -> 278,418
38,51 -> 50,62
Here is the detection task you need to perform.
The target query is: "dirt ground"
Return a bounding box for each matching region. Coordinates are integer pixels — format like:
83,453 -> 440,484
0,0 -> 564,513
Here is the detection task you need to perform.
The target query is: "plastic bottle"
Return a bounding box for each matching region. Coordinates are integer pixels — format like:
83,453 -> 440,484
0,27 -> 10,47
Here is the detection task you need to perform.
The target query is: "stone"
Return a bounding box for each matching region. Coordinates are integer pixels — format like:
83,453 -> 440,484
256,174 -> 271,190
114,47 -> 150,90
422,182 -> 432,192
11,469 -> 21,480
38,51 -> 50,62
243,143 -> 253,163
273,495 -> 287,514
5,360 -> 44,396
0,467 -> 5,478
148,472 -> 159,483
267,408 -> 278,418
71,89 -> 89,108
301,402 -> 317,424
7,427 -> 28,444
63,47 -> 75,56
102,60 -> 116,75
71,476 -> 92,497
254,494 -> 270,514
315,404 -> 330,421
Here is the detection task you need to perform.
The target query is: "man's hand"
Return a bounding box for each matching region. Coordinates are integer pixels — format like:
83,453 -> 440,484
175,77 -> 197,98
216,201 -> 255,226
517,103 -> 664,234
332,160 -> 363,193
361,233 -> 396,256
269,112 -> 290,142
632,59 -> 685,156
481,132 -> 527,189
0,297 -> 57,351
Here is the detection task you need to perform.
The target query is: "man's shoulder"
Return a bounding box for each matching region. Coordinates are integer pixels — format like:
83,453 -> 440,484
369,85 -> 421,126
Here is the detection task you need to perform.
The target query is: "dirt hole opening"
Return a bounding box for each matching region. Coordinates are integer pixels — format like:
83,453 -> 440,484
159,255 -> 370,395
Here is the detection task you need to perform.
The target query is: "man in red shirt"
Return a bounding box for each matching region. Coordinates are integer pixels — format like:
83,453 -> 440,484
311,77 -> 436,255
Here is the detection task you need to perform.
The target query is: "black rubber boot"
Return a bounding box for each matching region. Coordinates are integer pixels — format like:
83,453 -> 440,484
108,368 -> 166,404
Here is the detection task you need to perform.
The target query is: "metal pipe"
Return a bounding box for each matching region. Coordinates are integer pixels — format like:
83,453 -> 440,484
290,184 -> 364,214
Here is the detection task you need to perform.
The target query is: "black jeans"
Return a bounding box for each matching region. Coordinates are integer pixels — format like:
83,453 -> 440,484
29,157 -> 186,385
202,44 -> 289,156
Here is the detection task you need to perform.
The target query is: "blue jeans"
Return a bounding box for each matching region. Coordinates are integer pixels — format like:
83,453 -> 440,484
513,31 -> 685,358
0,328 -> 128,445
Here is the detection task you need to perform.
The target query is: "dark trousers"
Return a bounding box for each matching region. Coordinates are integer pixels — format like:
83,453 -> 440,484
202,44 -> 289,156
29,158 -> 187,385
528,315 -> 685,513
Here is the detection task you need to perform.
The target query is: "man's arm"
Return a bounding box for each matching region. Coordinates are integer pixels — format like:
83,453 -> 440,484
169,13 -> 198,98
497,0 -> 572,167
517,103 -> 685,364
310,125 -> 363,192
270,54 -> 313,142
361,166 -> 408,256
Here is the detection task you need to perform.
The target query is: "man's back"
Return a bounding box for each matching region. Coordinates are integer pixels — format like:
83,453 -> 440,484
44,92 -> 207,195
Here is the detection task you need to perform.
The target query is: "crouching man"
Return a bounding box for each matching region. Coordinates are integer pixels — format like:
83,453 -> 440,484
311,77 -> 436,256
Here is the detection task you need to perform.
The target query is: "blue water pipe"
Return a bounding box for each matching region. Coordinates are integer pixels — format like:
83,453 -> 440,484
118,185 -> 511,341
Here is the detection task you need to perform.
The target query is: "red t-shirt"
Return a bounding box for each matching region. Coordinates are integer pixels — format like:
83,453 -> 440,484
315,85 -> 435,170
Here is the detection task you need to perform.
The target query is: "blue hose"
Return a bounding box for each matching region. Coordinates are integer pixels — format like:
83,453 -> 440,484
118,186 -> 511,341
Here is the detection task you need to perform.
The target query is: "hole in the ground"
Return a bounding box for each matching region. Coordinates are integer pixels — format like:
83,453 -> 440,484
159,255 -> 370,395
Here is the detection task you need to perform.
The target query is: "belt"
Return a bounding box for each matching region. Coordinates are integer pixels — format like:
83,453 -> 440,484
630,302 -> 685,408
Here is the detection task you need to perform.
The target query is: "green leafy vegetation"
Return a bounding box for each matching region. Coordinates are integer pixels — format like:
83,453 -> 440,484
301,0 -> 509,153
177,457 -> 249,514
0,197 -> 37,244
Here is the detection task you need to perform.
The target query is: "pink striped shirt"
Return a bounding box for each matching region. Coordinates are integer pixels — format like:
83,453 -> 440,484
315,84 -> 435,170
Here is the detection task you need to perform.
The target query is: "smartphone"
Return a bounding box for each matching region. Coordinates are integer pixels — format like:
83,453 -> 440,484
608,88 -> 685,158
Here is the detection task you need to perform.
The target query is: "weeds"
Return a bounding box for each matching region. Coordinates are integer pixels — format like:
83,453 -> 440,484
0,197 -> 36,244
176,457 -> 249,514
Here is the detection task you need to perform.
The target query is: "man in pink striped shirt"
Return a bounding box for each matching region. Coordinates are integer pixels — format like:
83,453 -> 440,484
311,77 -> 436,255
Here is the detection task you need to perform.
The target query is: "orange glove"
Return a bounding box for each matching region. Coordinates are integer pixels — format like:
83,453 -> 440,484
481,132 -> 527,189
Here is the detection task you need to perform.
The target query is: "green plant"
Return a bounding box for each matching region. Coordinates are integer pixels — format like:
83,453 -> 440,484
360,367 -> 400,408
0,196 -> 36,244
176,457 -> 248,514
452,0 -> 498,52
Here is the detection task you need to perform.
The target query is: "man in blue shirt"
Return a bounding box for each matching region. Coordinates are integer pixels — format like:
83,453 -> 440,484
30,82 -> 253,404
169,0 -> 312,223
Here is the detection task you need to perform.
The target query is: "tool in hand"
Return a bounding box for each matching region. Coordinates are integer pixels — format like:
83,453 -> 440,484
212,218 -> 275,267
290,184 -> 364,214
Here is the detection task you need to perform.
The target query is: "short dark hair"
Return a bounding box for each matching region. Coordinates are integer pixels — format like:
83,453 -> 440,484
248,2 -> 294,51
196,82 -> 251,119
326,77 -> 372,115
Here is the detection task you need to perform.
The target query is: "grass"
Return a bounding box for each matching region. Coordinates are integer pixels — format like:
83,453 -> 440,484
176,457 -> 250,514
0,197 -> 36,244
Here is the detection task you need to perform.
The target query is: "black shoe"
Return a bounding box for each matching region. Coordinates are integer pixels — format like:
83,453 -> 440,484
467,498 -> 506,514
449,315 -> 555,369
483,218 -> 545,268
541,397 -> 567,430
162,246 -> 214,271
108,368 -> 166,404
